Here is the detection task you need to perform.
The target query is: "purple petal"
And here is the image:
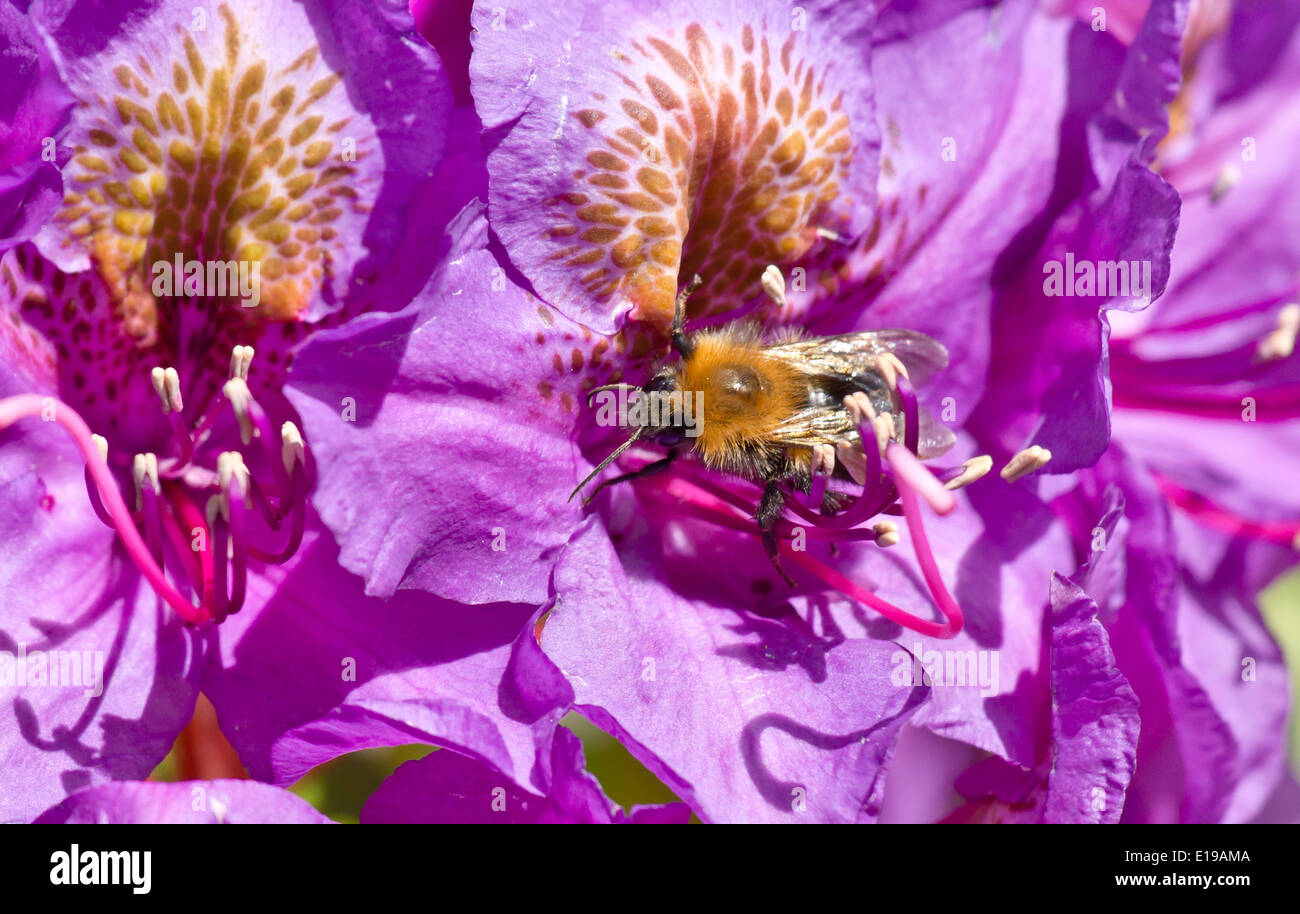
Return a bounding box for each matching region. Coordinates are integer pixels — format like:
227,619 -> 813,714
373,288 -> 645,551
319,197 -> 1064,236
470,0 -> 880,331
29,0 -> 449,321
541,516 -> 930,823
811,469 -> 1076,769
202,511 -> 572,791
803,0 -> 1073,412
0,323 -> 205,824
34,778 -> 333,823
0,1 -> 74,249
1044,574 -> 1140,824
361,728 -> 689,823
284,203 -> 592,605
971,1 -> 1185,470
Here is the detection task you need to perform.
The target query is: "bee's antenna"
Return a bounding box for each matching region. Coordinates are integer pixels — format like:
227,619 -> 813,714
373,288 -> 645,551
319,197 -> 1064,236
671,274 -> 704,359
568,427 -> 645,502
585,382 -> 640,406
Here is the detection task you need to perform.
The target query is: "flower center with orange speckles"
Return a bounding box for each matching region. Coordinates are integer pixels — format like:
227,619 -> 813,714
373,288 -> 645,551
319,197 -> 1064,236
544,20 -> 857,327
47,3 -> 373,346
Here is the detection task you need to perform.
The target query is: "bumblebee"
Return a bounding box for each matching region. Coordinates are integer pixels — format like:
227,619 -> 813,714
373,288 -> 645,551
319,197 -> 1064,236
571,275 -> 954,580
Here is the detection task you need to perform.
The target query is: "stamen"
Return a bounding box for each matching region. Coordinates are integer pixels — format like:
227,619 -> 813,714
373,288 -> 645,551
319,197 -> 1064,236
229,344 -> 255,381
944,455 -> 994,491
1000,445 -> 1052,482
247,457 -> 308,565
83,434 -> 115,528
149,366 -> 183,414
1209,164 -> 1241,204
815,226 -> 850,244
208,497 -> 230,623
131,452 -> 160,511
805,443 -> 834,508
885,442 -> 956,515
873,520 -> 900,547
216,451 -> 252,522
0,394 -> 209,624
780,467 -> 964,638
660,470 -> 963,637
761,264 -> 787,308
895,375 -> 920,455
163,481 -> 213,608
876,353 -> 909,393
223,468 -> 249,619
1154,474 -> 1300,549
138,472 -> 165,568
838,391 -> 885,487
791,401 -> 894,528
222,377 -> 257,446
1257,303 -> 1300,362
148,366 -> 194,468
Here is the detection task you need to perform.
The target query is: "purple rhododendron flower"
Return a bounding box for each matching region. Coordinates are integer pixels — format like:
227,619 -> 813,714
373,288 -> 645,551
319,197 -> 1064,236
1072,0 -> 1300,822
1,0 -> 1294,828
0,0 -> 500,822
928,0 -> 1300,823
282,0 -> 1217,823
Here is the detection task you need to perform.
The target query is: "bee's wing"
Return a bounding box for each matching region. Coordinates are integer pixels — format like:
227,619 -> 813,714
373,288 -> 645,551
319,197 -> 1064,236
767,404 -> 956,458
916,408 -> 957,459
763,330 -> 950,387
766,406 -> 856,448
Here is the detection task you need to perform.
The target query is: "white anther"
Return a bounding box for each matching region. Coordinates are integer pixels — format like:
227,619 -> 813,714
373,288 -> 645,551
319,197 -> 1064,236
149,366 -> 183,414
281,421 -> 306,473
945,455 -> 994,491
816,226 -> 848,244
1256,303 -> 1300,361
216,451 -> 251,521
873,520 -> 900,548
761,264 -> 787,308
222,377 -> 256,445
876,353 -> 909,392
842,391 -> 878,425
872,412 -> 896,456
229,345 -> 255,381
810,443 -> 835,477
835,441 -> 866,486
90,434 -> 109,464
1001,445 -> 1052,482
1209,163 -> 1242,204
131,452 -> 159,510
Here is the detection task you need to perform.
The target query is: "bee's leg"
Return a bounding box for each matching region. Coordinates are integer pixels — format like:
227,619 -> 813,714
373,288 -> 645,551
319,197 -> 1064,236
757,480 -> 797,588
580,449 -> 677,505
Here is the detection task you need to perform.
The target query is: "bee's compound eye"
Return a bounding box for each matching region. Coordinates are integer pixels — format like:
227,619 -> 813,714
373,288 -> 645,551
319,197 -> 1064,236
656,428 -> 685,447
644,374 -> 677,393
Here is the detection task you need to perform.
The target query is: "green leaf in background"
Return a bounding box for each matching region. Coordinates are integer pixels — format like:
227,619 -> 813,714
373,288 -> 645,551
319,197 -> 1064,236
1261,567 -> 1300,777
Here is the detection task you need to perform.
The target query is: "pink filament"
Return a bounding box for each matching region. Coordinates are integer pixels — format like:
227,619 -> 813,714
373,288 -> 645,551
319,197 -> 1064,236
247,463 -> 308,564
0,394 -> 210,624
1154,474 -> 1300,547
657,467 -> 965,639
885,442 -> 955,515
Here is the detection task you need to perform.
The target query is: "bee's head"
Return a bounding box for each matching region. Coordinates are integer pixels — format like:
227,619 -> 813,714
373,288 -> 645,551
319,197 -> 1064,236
638,370 -> 689,446
569,369 -> 699,503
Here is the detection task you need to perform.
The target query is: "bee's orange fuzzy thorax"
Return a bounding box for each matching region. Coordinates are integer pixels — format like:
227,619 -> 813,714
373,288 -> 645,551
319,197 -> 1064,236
677,328 -> 803,474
